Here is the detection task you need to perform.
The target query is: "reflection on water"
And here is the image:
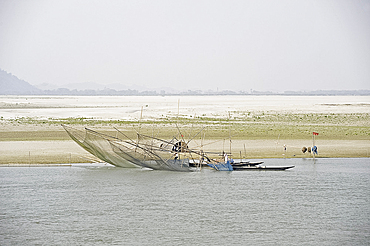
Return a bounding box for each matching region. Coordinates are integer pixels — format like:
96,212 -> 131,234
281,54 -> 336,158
1,158 -> 369,245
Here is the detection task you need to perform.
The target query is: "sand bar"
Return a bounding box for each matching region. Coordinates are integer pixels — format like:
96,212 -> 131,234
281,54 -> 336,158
0,95 -> 369,164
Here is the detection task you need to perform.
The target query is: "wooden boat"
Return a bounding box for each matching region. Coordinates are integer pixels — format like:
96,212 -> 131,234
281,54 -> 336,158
232,164 -> 295,171
231,161 -> 264,167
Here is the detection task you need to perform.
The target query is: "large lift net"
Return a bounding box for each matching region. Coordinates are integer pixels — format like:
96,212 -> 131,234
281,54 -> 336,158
62,125 -> 199,172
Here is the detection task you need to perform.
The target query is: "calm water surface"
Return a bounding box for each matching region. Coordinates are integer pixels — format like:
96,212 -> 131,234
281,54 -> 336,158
1,158 -> 369,245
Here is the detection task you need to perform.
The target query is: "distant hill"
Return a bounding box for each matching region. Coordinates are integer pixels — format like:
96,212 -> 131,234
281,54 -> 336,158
1,68 -> 369,96
0,69 -> 42,95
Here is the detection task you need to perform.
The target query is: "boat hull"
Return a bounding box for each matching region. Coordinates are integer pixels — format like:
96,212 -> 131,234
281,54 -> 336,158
233,165 -> 295,171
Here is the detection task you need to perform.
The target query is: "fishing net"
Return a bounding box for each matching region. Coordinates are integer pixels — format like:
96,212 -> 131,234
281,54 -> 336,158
84,129 -> 139,168
62,125 -> 194,171
62,125 -> 138,168
110,133 -> 193,171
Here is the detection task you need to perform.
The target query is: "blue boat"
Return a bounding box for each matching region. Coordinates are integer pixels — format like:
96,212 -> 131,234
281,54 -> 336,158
207,160 -> 234,171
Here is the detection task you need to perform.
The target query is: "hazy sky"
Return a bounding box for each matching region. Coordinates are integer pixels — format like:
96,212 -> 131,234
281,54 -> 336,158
0,0 -> 369,92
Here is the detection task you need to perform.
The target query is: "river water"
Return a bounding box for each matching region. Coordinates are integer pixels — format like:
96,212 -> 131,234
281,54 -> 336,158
1,158 -> 369,245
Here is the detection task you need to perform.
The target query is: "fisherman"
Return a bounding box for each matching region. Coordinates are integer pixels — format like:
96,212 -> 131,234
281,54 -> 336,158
174,152 -> 179,160
224,153 -> 228,162
312,146 -> 318,155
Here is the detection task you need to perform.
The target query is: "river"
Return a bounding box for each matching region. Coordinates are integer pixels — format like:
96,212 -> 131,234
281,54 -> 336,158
1,158 -> 369,245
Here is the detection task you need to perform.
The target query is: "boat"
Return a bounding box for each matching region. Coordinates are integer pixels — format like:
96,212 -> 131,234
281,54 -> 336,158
206,159 -> 294,171
231,161 -> 264,167
63,124 -> 295,172
206,160 -> 234,171
230,160 -> 294,170
232,164 -> 295,171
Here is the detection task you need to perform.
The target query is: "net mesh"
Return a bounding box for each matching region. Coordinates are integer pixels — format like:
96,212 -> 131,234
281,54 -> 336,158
62,125 -> 138,168
62,125 -> 195,171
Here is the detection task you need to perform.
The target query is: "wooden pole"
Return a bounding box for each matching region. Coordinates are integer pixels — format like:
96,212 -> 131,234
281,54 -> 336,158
177,99 -> 180,118
244,144 -> 246,158
312,132 -> 315,147
312,132 -> 315,161
228,111 -> 231,156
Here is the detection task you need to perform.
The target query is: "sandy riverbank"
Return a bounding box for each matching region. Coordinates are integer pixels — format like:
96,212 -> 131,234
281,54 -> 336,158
0,122 -> 369,164
1,95 -> 369,164
1,139 -> 369,165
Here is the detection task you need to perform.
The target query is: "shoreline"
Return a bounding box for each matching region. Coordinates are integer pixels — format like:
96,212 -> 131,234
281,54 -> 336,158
1,156 -> 369,167
1,138 -> 369,165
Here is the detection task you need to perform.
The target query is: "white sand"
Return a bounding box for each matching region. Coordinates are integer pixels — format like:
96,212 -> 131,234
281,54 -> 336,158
1,95 -> 369,120
1,139 -> 369,164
